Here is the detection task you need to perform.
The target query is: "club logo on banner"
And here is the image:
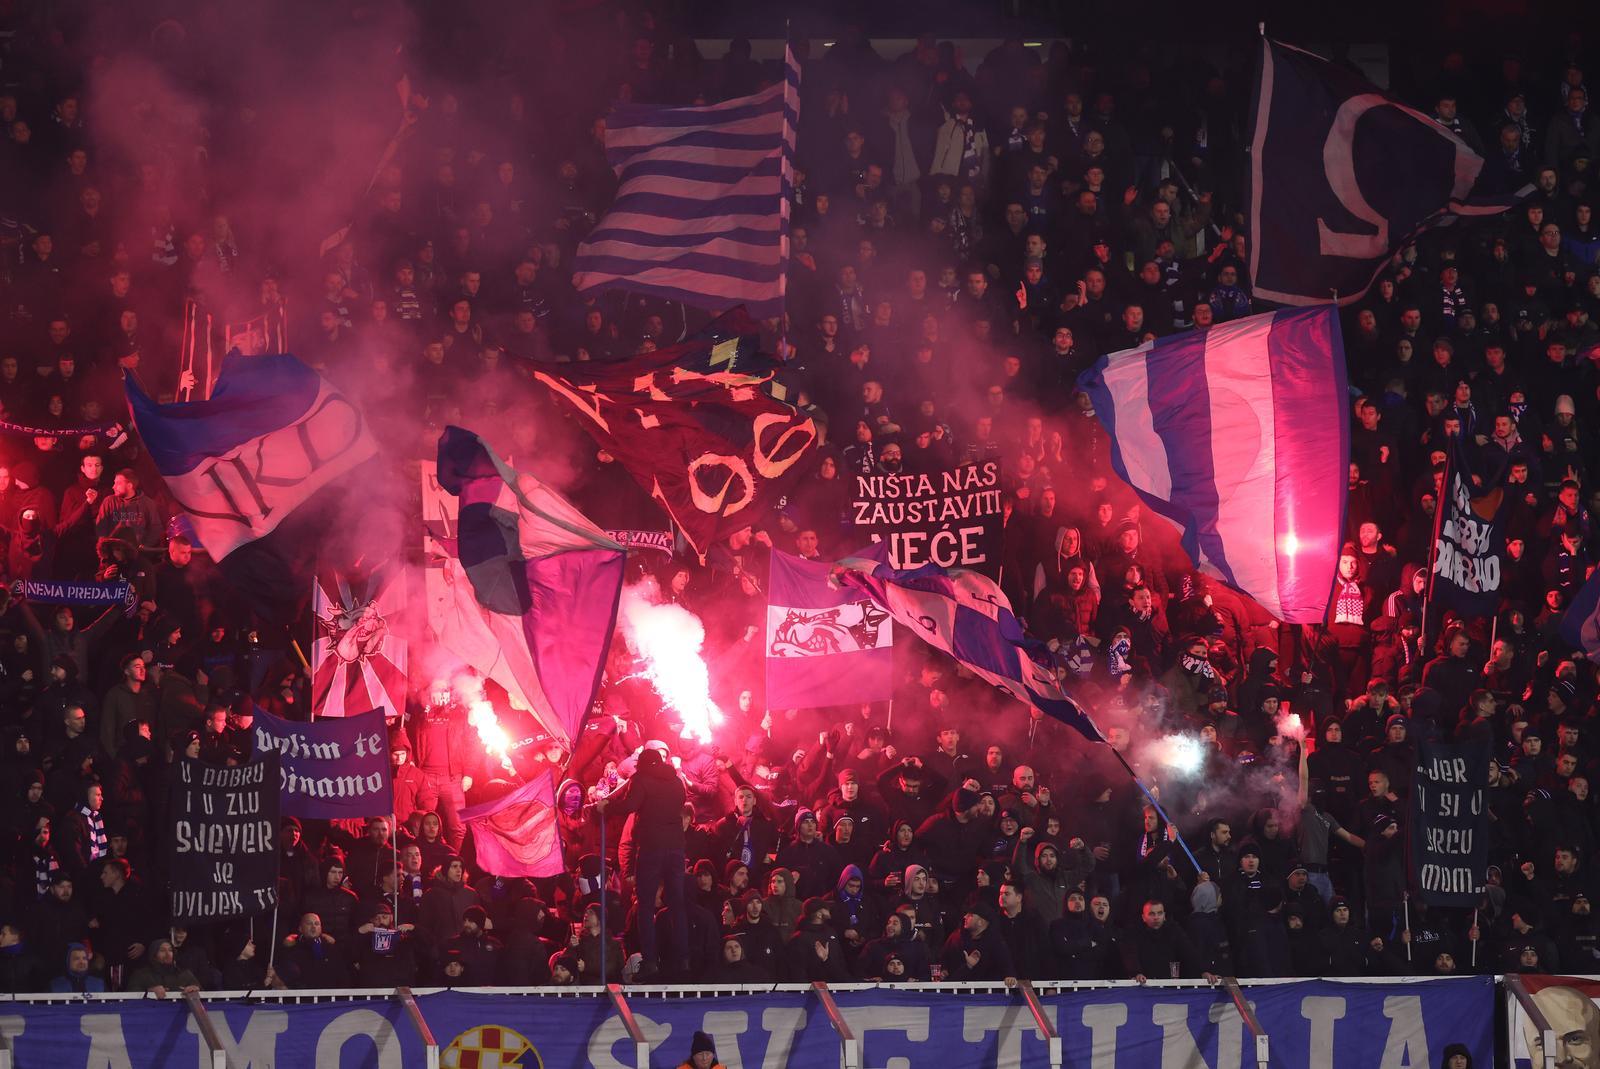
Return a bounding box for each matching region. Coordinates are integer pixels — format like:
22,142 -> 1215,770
1410,738 -> 1490,906
0,979 -> 1494,1066
311,568 -> 408,718
851,461 -> 1004,580
253,708 -> 393,819
168,753 -> 279,920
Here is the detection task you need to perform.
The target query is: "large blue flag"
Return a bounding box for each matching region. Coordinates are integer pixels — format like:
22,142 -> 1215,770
572,45 -> 800,317
126,354 -> 378,622
833,554 -> 1102,741
1078,307 -> 1348,623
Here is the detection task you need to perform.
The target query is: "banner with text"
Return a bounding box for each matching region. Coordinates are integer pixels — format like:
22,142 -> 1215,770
1409,737 -> 1490,906
167,753 -> 279,921
851,461 -> 1004,580
0,978 -> 1492,1068
1430,439 -> 1505,618
252,708 -> 393,819
13,577 -> 135,612
605,529 -> 675,555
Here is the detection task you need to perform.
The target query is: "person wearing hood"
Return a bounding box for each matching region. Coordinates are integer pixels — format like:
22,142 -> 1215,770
596,746 -> 689,978
893,864 -> 946,948
1239,809 -> 1294,884
1012,823 -> 1093,926
1185,879 -> 1234,976
868,819 -> 929,897
787,896 -> 849,981
857,911 -> 914,979
826,864 -> 880,960
48,941 -> 104,993
388,729 -> 425,834
1233,649 -> 1279,734
761,867 -> 803,936
6,496 -> 92,582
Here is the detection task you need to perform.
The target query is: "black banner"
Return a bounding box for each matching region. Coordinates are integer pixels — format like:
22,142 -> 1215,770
168,754 -> 280,920
850,461 -> 1004,580
1430,439 -> 1505,618
1409,738 -> 1490,906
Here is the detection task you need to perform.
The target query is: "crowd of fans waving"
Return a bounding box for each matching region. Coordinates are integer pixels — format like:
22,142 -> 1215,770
1,1 -> 1599,993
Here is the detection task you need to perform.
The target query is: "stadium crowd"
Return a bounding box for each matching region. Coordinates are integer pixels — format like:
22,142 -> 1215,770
1,0 -> 1599,994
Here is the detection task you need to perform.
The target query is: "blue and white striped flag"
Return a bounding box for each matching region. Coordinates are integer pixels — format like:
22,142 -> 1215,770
573,46 -> 800,319
1077,307 -> 1349,623
833,555 -> 1103,742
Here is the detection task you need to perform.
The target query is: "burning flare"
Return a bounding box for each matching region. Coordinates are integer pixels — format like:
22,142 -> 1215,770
1152,735 -> 1205,776
618,580 -> 723,744
1276,711 -> 1306,742
468,699 -> 516,777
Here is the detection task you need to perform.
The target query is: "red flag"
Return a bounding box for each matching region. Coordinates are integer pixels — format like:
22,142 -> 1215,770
532,309 -> 818,559
458,772 -> 563,878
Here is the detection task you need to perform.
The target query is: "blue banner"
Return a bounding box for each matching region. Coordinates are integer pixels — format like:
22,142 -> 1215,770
13,577 -> 135,612
0,979 -> 1493,1067
251,707 -> 393,819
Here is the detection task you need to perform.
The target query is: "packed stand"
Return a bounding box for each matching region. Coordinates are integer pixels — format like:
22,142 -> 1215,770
0,2 -> 1598,992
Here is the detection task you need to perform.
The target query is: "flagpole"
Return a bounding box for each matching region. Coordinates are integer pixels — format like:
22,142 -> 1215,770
597,799 -> 607,985
391,807 -> 400,923
1420,435 -> 1453,659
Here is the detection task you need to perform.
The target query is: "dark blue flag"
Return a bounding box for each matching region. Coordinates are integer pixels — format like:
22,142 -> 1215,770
1429,438 -> 1506,619
1247,38 -> 1526,307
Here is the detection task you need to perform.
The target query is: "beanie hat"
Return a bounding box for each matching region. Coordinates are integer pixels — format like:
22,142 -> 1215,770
692,1031 -> 717,1057
954,786 -> 980,812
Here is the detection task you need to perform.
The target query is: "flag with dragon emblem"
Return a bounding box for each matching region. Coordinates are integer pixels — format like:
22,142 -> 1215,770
311,567 -> 408,718
765,548 -> 893,708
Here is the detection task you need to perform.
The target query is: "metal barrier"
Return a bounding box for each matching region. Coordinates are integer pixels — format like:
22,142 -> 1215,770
1505,974 -> 1557,1069
812,981 -> 861,1069
1017,980 -> 1061,1069
1222,977 -> 1270,1069
607,983 -> 650,1069
396,987 -> 440,1069
183,990 -> 227,1069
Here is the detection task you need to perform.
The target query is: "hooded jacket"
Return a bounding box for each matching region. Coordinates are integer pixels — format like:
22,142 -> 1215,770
1011,833 -> 1094,925
606,748 -> 687,852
